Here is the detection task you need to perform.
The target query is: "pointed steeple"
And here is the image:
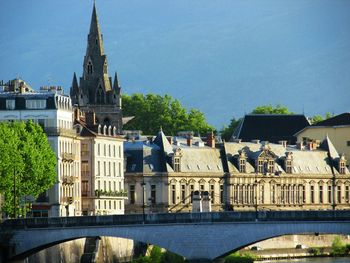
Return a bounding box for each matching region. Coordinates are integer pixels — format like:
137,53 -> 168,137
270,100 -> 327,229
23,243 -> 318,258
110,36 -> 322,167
88,2 -> 104,55
70,72 -> 79,104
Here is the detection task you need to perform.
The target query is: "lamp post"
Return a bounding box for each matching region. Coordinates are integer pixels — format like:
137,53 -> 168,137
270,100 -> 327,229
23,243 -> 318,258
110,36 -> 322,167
255,172 -> 258,221
141,179 -> 146,223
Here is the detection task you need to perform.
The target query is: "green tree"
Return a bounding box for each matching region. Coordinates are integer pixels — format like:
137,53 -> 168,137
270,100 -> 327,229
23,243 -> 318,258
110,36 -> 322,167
310,112 -> 333,124
122,93 -> 214,135
0,121 -> 57,217
220,118 -> 241,142
251,104 -> 292,114
331,236 -> 346,256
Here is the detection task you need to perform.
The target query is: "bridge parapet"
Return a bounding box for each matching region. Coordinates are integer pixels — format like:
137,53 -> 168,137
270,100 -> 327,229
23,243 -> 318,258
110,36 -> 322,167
2,210 -> 350,230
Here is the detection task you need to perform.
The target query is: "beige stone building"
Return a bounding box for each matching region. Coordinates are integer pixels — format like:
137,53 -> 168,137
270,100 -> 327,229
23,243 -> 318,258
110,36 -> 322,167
124,131 -> 225,213
224,138 -> 349,211
124,130 -> 350,213
75,112 -> 126,215
295,113 -> 350,165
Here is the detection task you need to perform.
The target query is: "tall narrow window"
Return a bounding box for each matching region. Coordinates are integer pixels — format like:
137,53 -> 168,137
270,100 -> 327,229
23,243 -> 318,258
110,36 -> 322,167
171,185 -> 176,204
181,185 -> 186,204
319,185 -> 323,204
328,185 -> 332,203
87,61 -> 93,74
239,159 -> 246,173
174,157 -> 181,172
220,185 -> 224,204
210,184 -> 215,204
190,184 -> 194,203
257,160 -> 264,173
339,160 -> 346,174
310,185 -> 315,204
337,186 -> 342,203
346,186 -> 349,202
151,185 -> 156,204
302,186 -> 306,203
130,185 -> 135,204
271,185 -> 276,204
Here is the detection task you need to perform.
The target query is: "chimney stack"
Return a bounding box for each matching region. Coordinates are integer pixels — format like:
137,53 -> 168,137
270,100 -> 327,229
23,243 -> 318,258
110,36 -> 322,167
187,135 -> 193,147
297,141 -> 304,150
85,111 -> 96,126
207,131 -> 215,148
74,108 -> 80,121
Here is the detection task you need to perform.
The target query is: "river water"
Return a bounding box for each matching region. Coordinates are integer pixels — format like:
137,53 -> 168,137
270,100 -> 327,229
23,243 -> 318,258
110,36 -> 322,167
261,257 -> 350,263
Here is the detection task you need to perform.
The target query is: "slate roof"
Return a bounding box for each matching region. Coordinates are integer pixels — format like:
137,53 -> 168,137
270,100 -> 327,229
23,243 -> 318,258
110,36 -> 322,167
312,113 -> 350,127
232,114 -> 310,145
224,138 -> 348,175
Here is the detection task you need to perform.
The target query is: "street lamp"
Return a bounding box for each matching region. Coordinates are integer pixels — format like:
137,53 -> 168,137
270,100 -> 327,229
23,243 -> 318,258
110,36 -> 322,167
141,179 -> 146,223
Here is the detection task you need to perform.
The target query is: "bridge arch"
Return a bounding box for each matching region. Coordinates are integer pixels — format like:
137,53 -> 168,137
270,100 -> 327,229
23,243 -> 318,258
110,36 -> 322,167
7,221 -> 350,261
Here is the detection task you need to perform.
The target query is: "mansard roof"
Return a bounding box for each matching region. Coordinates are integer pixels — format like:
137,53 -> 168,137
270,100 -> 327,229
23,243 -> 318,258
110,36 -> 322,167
224,138 -> 348,175
232,114 -> 310,145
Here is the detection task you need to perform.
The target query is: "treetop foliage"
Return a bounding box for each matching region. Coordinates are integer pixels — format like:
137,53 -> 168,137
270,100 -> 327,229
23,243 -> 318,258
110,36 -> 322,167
122,93 -> 214,136
0,121 -> 57,217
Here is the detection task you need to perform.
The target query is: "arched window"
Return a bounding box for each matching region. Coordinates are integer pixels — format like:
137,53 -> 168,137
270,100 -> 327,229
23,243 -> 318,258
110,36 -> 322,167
87,61 -> 93,75
96,86 -> 104,103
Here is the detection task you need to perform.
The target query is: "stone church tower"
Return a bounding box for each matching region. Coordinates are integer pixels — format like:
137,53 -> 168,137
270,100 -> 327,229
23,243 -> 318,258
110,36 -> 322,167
70,3 -> 122,133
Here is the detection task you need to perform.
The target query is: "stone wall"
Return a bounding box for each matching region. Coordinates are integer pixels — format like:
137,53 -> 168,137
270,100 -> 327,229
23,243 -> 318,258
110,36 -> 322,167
27,237 -> 134,263
249,234 -> 350,249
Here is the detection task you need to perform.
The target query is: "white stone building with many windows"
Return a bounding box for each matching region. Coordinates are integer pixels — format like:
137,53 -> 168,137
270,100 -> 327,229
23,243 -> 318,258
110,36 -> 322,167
0,79 -> 81,217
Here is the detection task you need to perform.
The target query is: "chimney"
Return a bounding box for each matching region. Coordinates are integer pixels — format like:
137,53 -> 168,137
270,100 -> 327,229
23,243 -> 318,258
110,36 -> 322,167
187,135 -> 193,147
85,111 -> 96,126
297,141 -> 304,150
74,108 -> 80,121
207,131 -> 215,148
279,140 -> 287,148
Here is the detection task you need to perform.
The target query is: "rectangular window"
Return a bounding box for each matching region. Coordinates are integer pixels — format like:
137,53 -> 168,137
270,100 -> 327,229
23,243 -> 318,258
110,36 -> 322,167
113,145 -> 116,157
190,185 -> 194,203
6,99 -> 15,110
119,146 -> 122,158
130,185 -> 135,204
239,159 -> 246,173
82,180 -> 88,197
220,185 -> 224,204
174,157 -> 180,172
319,185 -> 323,204
302,186 -> 306,203
25,99 -> 46,109
347,141 -> 350,147
119,163 -> 121,176
104,162 -> 106,176
97,161 -> 100,176
82,161 -> 89,177
258,160 -> 263,173
98,144 -> 100,156
181,185 -> 186,204
337,186 -> 341,203
108,145 -> 111,157
172,185 -> 176,204
108,162 -> 111,176
151,185 -> 156,204
310,185 -> 315,204
210,184 -> 215,204
268,160 -> 274,173
346,186 -> 349,202
328,185 -> 332,203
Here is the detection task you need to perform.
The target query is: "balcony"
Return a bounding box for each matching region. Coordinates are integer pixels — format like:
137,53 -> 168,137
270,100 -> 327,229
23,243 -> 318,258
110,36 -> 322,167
62,152 -> 77,161
95,189 -> 128,198
62,176 -> 77,185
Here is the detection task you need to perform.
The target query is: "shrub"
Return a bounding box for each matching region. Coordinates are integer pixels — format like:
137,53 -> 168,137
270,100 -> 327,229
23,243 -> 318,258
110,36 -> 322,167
224,252 -> 255,263
331,236 -> 346,256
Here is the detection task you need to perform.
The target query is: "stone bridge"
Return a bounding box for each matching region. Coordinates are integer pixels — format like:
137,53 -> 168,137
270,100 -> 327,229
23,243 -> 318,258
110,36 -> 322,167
1,210 -> 350,262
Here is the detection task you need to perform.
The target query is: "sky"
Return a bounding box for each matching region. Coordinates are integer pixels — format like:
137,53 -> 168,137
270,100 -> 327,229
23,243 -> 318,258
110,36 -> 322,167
0,0 -> 350,129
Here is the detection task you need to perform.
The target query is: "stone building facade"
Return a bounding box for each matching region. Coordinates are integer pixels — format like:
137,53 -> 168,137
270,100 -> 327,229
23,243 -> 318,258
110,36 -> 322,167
124,130 -> 350,213
75,111 -> 126,215
70,3 -> 122,133
0,80 -> 81,217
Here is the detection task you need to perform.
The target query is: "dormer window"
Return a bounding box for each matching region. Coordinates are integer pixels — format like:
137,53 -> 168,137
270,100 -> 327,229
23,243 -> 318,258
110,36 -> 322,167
174,157 -> 181,172
172,148 -> 182,172
257,159 -> 264,173
339,154 -> 346,174
238,150 -> 247,173
285,152 -> 293,174
268,160 -> 275,173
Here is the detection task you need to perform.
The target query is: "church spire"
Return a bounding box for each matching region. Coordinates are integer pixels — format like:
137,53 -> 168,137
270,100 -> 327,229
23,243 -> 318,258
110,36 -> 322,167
88,2 -> 104,55
70,72 -> 79,104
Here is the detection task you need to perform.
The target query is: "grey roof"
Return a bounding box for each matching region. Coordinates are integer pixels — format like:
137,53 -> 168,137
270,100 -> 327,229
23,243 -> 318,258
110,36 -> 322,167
124,141 -> 166,173
224,138 -> 348,175
174,146 -> 224,173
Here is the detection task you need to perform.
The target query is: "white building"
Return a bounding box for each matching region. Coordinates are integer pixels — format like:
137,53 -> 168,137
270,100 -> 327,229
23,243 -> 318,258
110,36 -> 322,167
0,79 -> 81,217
